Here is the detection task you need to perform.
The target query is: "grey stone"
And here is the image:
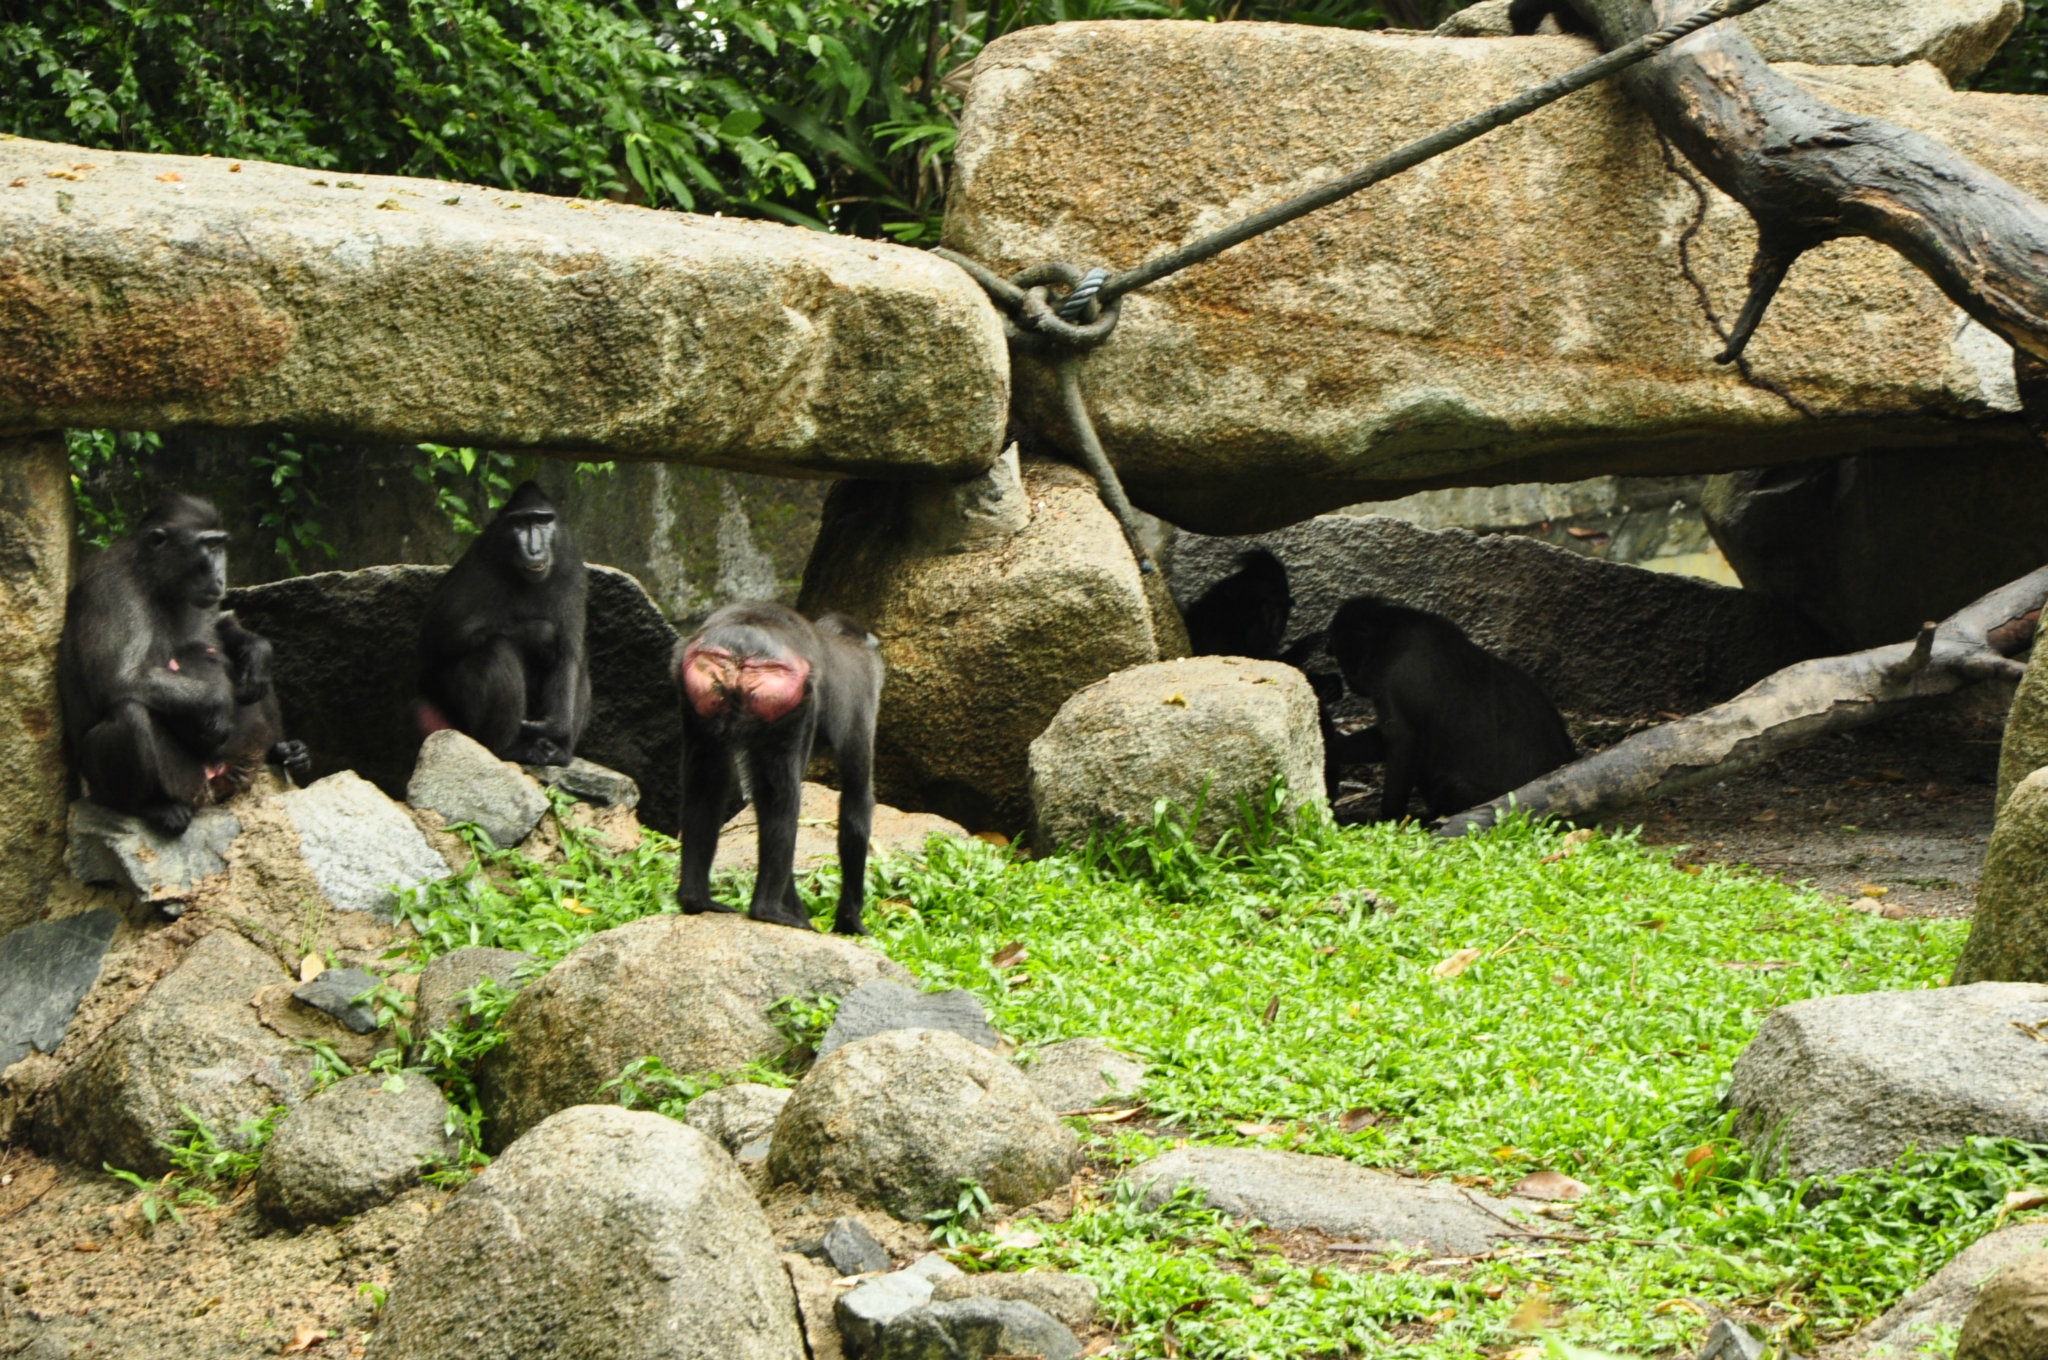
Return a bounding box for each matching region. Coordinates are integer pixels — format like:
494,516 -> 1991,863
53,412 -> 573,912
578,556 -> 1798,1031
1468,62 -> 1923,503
1165,513 -> 1828,717
277,771 -> 450,919
1955,768 -> 2048,985
1958,1247 -> 2048,1360
292,967 -> 382,1034
0,137 -> 1005,481
1019,1038 -> 1145,1114
1439,0 -> 2020,78
953,28 -> 2043,533
1704,448 -> 2048,653
847,1298 -> 1081,1360
1698,1319 -> 1765,1360
34,928 -> 313,1176
0,908 -> 118,1070
903,1253 -> 965,1284
1848,1224 -> 2048,1360
685,1082 -> 793,1156
837,1271 -> 937,1357
408,729 -> 551,849
1124,1146 -> 1541,1254
932,1272 -> 1099,1331
255,1070 -> 459,1226
1726,983 -> 2048,1179
524,757 -> 640,809
768,1028 -> 1079,1219
479,913 -> 911,1149
410,946 -> 537,1052
1030,657 -> 1324,851
66,800 -> 240,902
822,1217 -> 893,1277
819,981 -> 1001,1058
798,456 -> 1182,834
376,1105 -> 805,1359
2000,653 -> 2048,817
0,437 -> 74,938
227,565 -> 687,832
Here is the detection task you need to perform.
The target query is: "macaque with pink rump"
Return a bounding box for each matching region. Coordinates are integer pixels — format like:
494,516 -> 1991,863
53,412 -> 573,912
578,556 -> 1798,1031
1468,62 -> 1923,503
673,602 -> 885,935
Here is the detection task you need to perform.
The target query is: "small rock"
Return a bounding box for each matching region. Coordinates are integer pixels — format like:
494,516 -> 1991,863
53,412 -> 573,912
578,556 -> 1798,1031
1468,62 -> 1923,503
1957,1250 -> 2048,1360
292,967 -> 382,1034
784,1253 -> 846,1360
279,771 -> 452,919
1125,1146 -> 1541,1254
769,1028 -> 1079,1219
407,729 -> 550,849
1698,1319 -> 1766,1360
1028,657 -> 1324,851
1726,983 -> 2048,1178
255,1071 -> 459,1226
1019,1038 -> 1145,1113
850,1297 -> 1082,1360
903,1252 -> 965,1284
524,757 -> 640,809
835,1271 -> 937,1355
822,1216 -> 892,1277
66,800 -> 240,903
33,928 -> 313,1176
410,946 -> 536,1052
1850,1224 -> 2048,1360
686,1083 -> 793,1155
932,1271 -> 1099,1331
479,913 -> 911,1149
376,1105 -> 806,1358
0,908 -> 119,1069
819,980 -> 1001,1058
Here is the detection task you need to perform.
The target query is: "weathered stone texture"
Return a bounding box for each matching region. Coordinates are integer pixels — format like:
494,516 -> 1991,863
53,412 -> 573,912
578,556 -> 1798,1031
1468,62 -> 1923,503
0,438 -> 73,934
1,138 -> 1006,480
1955,768 -> 2048,985
947,27 -> 2041,532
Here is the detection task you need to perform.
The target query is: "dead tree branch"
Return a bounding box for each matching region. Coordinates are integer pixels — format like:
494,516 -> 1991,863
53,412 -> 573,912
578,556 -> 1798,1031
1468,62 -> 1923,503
1573,0 -> 2048,365
1438,566 -> 2048,836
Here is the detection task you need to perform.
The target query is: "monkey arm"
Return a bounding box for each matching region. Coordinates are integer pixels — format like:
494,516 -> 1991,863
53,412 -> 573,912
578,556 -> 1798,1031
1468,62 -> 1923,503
1572,0 -> 2048,367
215,612 -> 275,705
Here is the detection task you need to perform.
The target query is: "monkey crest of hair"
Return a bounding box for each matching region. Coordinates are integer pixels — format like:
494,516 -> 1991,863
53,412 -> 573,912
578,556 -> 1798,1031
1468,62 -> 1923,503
681,639 -> 811,725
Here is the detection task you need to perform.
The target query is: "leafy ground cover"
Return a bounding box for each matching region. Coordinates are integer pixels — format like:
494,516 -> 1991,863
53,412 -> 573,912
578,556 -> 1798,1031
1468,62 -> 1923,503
375,795 -> 2040,1360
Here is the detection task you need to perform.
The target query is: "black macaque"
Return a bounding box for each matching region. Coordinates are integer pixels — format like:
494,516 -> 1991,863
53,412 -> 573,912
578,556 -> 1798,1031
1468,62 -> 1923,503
58,495 -> 307,835
417,482 -> 590,766
1184,549 -> 1292,660
1508,0 -> 1592,33
674,603 -> 884,936
1326,596 -> 1575,821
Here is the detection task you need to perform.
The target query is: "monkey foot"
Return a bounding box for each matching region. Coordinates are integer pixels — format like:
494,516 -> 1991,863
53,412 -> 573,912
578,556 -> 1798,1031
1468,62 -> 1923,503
677,894 -> 740,916
832,914 -> 870,937
748,909 -> 819,933
144,802 -> 195,836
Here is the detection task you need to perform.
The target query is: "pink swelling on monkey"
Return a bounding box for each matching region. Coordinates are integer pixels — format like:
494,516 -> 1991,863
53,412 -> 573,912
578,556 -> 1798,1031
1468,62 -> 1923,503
672,602 -> 885,936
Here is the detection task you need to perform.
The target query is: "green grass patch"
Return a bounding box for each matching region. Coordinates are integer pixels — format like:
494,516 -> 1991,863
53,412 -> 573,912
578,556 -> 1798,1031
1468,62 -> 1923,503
380,794 -> 2036,1360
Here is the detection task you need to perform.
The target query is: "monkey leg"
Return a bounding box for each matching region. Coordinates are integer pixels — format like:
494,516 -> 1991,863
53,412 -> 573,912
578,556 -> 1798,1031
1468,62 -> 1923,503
1377,729 -> 1418,824
830,745 -> 875,937
676,723 -> 739,916
438,639 -> 528,757
80,700 -> 208,834
745,717 -> 818,931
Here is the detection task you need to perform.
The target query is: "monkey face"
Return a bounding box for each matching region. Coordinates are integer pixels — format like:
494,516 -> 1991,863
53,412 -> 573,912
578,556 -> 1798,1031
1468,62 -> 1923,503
504,511 -> 556,581
680,642 -> 810,724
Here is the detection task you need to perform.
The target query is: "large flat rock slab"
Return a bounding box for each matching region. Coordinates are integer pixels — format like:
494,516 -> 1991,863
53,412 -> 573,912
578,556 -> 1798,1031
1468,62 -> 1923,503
1125,1146 -> 1542,1254
947,26 -> 2039,533
0,138 -> 1007,480
1727,983 -> 2048,1180
714,781 -> 968,874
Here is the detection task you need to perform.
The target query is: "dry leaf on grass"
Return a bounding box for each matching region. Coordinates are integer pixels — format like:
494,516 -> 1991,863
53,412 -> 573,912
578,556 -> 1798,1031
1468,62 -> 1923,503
990,942 -> 1027,969
974,831 -> 1010,848
1337,1107 -> 1383,1134
1509,1170 -> 1589,1201
282,1326 -> 329,1354
1508,1291 -> 1557,1332
1998,1188 -> 2048,1224
300,953 -> 325,983
1431,948 -> 1483,979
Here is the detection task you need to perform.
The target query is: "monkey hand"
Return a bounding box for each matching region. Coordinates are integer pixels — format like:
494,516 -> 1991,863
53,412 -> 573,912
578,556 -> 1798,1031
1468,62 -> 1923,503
515,722 -> 570,767
233,671 -> 272,706
270,740 -> 313,784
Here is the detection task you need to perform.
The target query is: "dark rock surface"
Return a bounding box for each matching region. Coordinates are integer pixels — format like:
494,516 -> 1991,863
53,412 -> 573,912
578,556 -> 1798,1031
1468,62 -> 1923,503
525,757 -> 641,809
842,1296 -> 1082,1360
66,801 -> 240,903
410,946 -> 536,1054
0,908 -> 119,1070
407,730 -> 550,849
930,1271 -> 1099,1330
226,564 -> 685,831
822,1217 -> 893,1277
1166,514 -> 1830,717
818,980 -> 1002,1058
293,967 -> 382,1034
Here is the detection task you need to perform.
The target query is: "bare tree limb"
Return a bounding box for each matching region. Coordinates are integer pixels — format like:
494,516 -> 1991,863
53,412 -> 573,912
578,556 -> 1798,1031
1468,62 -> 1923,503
1573,0 -> 2048,364
1438,566 -> 2048,836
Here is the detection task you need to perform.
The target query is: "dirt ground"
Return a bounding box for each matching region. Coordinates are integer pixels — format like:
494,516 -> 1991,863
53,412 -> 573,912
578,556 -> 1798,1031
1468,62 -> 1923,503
1331,689 -> 2010,919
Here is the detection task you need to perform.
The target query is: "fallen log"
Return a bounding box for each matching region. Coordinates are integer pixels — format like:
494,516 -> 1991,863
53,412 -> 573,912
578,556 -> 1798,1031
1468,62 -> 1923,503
1573,0 -> 2048,365
1437,565 -> 2048,836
